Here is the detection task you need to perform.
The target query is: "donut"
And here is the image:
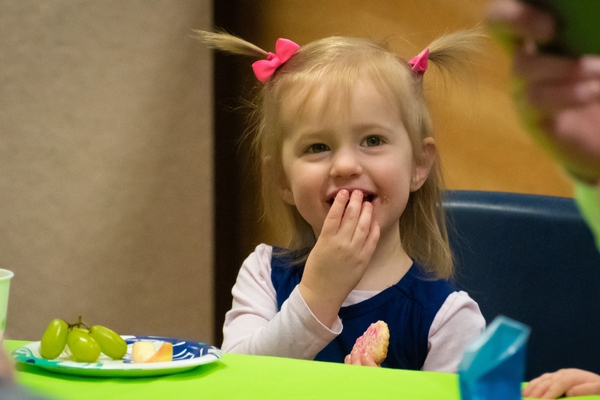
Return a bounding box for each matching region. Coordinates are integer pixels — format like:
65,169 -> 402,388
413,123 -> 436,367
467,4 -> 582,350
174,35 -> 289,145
352,320 -> 389,364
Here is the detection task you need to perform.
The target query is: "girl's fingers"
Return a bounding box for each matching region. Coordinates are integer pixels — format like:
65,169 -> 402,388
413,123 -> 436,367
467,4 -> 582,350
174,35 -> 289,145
348,348 -> 362,366
359,351 -> 379,367
321,189 -> 350,236
344,348 -> 380,367
338,193 -> 379,253
320,190 -> 378,263
363,220 -> 380,254
337,190 -> 365,235
352,201 -> 375,244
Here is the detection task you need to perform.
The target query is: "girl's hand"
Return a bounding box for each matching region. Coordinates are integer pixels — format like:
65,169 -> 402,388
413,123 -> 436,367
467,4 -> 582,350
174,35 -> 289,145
344,347 -> 380,367
522,368 -> 600,398
298,189 -> 380,328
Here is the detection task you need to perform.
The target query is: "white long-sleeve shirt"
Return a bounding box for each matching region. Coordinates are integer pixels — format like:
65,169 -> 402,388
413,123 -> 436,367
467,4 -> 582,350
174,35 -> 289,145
222,244 -> 486,372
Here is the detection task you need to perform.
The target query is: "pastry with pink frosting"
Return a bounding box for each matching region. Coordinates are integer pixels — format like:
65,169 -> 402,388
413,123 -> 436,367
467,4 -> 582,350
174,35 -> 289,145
352,321 -> 390,364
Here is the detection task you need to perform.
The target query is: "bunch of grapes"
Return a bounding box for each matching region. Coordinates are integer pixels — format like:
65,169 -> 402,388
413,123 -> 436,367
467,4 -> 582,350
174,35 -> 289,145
40,316 -> 127,362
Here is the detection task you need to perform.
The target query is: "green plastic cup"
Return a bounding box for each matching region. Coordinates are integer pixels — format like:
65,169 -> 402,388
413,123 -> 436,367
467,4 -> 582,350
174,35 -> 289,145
0,270 -> 14,338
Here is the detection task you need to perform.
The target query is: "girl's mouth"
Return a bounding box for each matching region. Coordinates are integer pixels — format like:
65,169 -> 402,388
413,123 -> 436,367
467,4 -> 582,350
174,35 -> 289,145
363,193 -> 376,203
327,191 -> 376,205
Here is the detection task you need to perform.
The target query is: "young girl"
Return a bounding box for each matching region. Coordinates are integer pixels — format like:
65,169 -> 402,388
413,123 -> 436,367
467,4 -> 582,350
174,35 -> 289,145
199,29 -> 486,372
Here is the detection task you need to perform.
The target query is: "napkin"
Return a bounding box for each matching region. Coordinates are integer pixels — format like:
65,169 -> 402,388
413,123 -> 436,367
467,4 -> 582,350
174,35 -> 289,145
458,315 -> 530,400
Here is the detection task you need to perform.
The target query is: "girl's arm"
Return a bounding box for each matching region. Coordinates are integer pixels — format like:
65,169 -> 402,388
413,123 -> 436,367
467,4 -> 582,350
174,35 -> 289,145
221,244 -> 342,359
421,291 -> 486,372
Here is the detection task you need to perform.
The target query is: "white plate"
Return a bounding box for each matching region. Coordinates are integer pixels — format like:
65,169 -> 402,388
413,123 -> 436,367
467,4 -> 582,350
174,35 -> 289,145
12,335 -> 223,377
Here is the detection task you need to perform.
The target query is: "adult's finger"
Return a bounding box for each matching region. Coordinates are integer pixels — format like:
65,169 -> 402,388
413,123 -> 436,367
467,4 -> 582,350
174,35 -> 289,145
526,79 -> 600,110
486,0 -> 555,43
515,53 -> 600,83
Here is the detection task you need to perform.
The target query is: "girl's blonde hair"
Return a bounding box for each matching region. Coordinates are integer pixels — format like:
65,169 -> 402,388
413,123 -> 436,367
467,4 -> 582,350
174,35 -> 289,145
198,29 -> 483,279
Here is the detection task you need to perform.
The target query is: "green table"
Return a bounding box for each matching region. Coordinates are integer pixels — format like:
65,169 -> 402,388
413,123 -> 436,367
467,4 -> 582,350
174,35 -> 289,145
6,341 -> 600,400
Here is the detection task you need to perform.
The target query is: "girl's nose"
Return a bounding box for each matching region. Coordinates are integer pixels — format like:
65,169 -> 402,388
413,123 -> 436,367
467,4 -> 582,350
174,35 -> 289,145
330,149 -> 362,178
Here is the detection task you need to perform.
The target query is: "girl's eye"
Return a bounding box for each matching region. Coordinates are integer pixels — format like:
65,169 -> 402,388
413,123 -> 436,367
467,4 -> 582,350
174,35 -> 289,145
363,136 -> 382,147
306,143 -> 329,153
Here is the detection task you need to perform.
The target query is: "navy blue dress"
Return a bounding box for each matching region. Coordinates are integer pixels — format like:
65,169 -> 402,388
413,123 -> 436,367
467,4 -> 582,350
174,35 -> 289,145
270,248 -> 456,370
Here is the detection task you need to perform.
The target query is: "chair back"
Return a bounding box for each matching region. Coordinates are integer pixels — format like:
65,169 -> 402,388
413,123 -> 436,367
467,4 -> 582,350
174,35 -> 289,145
444,190 -> 600,381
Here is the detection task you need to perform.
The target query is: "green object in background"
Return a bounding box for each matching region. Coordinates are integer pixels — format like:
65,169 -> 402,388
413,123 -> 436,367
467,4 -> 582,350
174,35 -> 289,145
523,0 -> 600,56
574,180 -> 600,253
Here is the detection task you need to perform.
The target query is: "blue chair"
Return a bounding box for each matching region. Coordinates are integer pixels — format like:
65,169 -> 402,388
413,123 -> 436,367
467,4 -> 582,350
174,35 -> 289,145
444,190 -> 600,381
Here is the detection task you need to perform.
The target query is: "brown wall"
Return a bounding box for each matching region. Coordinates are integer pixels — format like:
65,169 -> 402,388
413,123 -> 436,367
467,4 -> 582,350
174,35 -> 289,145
1,1 -> 214,343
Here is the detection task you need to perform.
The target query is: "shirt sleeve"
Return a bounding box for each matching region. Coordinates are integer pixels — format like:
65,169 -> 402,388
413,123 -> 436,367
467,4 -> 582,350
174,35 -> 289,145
221,244 -> 342,359
421,291 -> 486,372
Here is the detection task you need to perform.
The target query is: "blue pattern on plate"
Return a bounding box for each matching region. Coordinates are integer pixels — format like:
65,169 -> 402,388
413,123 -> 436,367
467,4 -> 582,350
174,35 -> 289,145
122,336 -> 209,363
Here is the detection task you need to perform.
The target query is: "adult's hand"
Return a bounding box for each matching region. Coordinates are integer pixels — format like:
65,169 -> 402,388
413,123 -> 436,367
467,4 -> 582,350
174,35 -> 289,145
487,0 -> 600,184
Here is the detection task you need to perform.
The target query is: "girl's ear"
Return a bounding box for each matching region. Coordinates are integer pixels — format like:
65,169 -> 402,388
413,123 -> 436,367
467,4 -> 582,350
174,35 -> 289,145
410,137 -> 437,192
263,156 -> 295,205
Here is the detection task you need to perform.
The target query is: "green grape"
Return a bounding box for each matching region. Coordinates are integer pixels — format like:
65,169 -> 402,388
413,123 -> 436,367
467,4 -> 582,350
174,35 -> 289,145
66,327 -> 101,363
89,325 -> 127,359
40,319 -> 69,359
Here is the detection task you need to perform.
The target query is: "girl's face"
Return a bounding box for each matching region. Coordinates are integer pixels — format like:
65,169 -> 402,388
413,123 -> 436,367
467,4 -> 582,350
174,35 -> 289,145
277,77 -> 435,240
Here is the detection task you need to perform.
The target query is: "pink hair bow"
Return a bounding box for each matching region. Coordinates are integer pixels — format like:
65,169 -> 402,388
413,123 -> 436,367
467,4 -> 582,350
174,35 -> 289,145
252,38 -> 300,83
409,47 -> 429,75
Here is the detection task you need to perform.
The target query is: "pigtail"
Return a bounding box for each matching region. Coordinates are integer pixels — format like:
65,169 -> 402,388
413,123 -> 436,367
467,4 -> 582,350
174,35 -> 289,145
424,28 -> 487,77
401,28 -> 486,280
195,30 -> 268,59
197,29 -> 299,251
